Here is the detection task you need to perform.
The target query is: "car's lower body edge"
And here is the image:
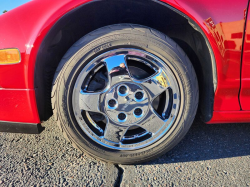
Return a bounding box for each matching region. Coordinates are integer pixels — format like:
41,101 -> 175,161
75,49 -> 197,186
0,121 -> 44,134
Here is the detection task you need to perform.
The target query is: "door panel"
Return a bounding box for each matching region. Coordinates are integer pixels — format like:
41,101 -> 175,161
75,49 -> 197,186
240,8 -> 250,110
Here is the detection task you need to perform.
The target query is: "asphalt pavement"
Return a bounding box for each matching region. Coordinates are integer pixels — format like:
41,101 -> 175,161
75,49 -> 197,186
1,117 -> 250,186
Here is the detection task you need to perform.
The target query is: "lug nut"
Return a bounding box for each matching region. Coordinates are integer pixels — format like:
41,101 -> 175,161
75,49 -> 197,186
108,99 -> 117,108
119,85 -> 127,95
118,113 -> 127,121
135,91 -> 144,100
134,108 -> 143,116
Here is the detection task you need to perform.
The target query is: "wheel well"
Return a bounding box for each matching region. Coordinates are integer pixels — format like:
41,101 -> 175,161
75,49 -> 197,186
35,0 -> 216,122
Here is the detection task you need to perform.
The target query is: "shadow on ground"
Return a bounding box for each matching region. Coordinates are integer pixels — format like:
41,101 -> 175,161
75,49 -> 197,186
144,118 -> 250,165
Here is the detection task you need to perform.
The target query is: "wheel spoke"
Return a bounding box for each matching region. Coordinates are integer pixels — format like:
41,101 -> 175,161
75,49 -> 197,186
138,109 -> 166,134
79,90 -> 102,113
103,54 -> 132,87
141,69 -> 170,100
162,91 -> 170,119
104,120 -> 128,143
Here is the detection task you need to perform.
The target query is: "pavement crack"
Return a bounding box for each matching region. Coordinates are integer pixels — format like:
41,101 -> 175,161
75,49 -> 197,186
114,164 -> 124,187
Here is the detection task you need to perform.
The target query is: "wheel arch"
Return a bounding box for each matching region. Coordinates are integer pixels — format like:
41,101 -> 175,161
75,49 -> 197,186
34,0 -> 217,122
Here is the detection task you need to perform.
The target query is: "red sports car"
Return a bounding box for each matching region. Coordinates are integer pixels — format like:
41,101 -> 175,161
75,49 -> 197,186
1,0 -> 250,164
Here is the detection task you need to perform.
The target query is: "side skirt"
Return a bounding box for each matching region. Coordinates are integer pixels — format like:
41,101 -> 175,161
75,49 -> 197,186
0,121 -> 44,134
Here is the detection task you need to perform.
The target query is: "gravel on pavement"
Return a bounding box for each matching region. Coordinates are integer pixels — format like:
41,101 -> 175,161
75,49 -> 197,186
1,117 -> 250,186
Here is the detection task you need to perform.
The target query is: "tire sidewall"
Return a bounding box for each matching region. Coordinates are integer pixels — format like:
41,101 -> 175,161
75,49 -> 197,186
55,27 -> 197,164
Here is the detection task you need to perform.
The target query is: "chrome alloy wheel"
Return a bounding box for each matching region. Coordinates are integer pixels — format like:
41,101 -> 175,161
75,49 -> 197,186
73,48 -> 180,150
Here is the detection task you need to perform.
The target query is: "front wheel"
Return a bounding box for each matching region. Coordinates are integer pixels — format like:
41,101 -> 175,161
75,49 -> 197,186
51,24 -> 198,164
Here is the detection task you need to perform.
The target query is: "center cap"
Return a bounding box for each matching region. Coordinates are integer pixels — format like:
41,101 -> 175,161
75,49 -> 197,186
105,82 -> 149,125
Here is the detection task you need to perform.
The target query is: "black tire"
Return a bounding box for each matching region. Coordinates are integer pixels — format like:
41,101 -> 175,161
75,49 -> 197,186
51,24 -> 198,164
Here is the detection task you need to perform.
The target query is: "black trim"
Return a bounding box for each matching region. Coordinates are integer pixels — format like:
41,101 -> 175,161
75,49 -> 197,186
0,121 -> 44,134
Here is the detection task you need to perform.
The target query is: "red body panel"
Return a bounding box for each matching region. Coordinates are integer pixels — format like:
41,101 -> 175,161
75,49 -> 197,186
208,111 -> 250,124
161,0 -> 247,112
0,0 -> 249,124
240,9 -> 250,110
0,89 -> 40,123
0,0 -> 91,123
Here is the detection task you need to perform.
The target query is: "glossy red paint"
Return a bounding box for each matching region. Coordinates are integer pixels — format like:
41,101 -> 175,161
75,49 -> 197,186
240,8 -> 250,110
0,0 -> 91,123
0,89 -> 40,123
0,0 -> 249,124
207,111 -> 250,124
161,0 -> 247,112
0,0 -> 91,89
